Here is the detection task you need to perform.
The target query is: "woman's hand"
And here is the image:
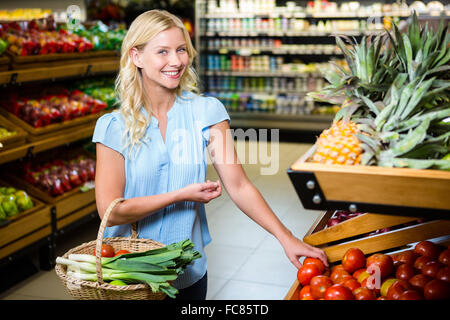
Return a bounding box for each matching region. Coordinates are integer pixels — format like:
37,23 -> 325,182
179,180 -> 222,203
280,232 -> 329,269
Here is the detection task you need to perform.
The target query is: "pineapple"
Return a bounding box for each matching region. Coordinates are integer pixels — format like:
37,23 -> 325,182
312,120 -> 362,165
309,12 -> 450,170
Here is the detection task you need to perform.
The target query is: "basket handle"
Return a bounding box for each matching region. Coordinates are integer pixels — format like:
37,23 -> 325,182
94,197 -> 132,284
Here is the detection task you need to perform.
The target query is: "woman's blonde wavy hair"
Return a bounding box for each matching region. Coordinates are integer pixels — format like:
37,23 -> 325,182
115,9 -> 200,157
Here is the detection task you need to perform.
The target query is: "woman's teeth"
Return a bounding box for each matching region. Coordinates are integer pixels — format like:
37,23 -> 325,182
162,71 -> 179,76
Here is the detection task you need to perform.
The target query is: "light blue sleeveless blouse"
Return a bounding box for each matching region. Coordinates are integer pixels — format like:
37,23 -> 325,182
92,91 -> 230,289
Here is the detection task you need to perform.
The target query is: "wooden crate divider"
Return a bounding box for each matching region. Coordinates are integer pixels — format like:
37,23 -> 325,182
317,220 -> 450,263
56,202 -> 97,231
304,212 -> 418,246
54,188 -> 96,219
0,203 -> 52,259
302,210 -> 450,263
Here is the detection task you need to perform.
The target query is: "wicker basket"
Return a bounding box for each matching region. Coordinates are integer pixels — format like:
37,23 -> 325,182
55,198 -> 167,300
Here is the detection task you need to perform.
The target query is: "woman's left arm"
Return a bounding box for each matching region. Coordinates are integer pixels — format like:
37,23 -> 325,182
207,120 -> 328,268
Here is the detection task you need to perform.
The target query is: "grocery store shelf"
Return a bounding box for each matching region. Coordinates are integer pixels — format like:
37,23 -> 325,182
201,30 -> 383,37
0,122 -> 95,165
0,57 -> 119,85
201,46 -> 342,56
204,70 -> 321,78
229,112 -> 333,131
203,12 -> 413,19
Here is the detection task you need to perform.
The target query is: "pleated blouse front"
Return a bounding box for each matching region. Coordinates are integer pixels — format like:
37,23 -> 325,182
92,91 -> 230,289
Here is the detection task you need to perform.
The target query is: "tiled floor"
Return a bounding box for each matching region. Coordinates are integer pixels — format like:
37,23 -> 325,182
0,141 -> 323,300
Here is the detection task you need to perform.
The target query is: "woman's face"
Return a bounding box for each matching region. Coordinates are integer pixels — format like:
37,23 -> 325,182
132,26 -> 189,91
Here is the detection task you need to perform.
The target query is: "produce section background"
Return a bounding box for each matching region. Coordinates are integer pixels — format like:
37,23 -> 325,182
0,0 -> 449,300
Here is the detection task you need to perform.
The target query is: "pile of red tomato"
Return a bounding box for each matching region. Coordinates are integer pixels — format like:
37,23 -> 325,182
297,240 -> 450,300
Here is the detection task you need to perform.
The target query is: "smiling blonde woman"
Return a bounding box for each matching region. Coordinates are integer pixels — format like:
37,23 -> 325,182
93,9 -> 328,300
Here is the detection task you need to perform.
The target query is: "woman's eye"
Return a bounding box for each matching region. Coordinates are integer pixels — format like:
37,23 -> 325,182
178,47 -> 186,52
159,50 -> 167,54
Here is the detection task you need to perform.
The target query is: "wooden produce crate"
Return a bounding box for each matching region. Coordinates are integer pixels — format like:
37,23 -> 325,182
0,113 -> 27,151
0,55 -> 10,71
0,107 -> 107,142
1,147 -> 96,221
6,50 -> 118,70
302,210 -> 450,263
0,179 -> 51,260
288,145 -> 450,218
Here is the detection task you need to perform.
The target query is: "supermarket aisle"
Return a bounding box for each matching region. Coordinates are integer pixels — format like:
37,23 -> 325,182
0,141 -> 322,300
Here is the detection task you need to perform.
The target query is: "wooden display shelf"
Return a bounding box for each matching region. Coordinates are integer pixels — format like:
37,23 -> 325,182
302,210 -> 450,263
288,145 -> 450,218
0,57 -> 119,85
0,107 -> 107,141
0,122 -> 95,165
2,146 -> 96,208
56,202 -> 97,231
6,50 -> 118,70
0,113 -> 28,150
0,55 -> 10,71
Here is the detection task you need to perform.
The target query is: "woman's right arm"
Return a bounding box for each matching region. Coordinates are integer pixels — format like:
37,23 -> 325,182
95,143 -> 221,227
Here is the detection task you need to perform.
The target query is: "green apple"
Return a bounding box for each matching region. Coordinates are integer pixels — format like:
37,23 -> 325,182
5,187 -> 16,194
2,194 -> 19,216
16,196 -> 34,211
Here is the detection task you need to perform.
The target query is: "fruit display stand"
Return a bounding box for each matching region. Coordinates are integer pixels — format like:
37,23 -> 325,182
0,179 -> 51,261
0,20 -> 120,285
283,146 -> 450,299
2,147 -> 97,231
0,107 -> 108,142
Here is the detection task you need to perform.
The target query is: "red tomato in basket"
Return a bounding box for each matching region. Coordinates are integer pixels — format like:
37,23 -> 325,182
114,250 -> 131,257
101,243 -> 115,257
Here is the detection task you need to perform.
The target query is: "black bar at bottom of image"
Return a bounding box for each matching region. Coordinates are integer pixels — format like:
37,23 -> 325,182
0,299 -> 446,318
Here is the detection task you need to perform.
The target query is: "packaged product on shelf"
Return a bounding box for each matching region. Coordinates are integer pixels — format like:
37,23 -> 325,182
21,153 -> 96,197
4,89 -> 107,128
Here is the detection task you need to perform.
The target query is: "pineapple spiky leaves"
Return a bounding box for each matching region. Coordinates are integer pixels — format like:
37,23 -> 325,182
308,12 -> 450,170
